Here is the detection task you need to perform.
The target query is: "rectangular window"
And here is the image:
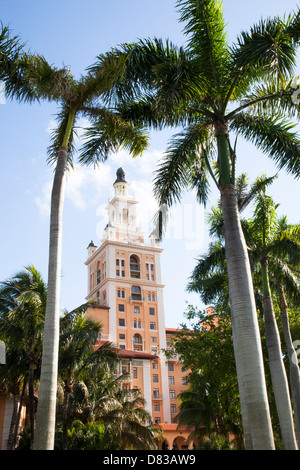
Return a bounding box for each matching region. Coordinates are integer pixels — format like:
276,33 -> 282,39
170,390 -> 176,399
119,334 -> 125,340
147,293 -> 151,301
154,402 -> 160,412
168,362 -> 174,371
182,377 -> 188,385
153,374 -> 159,383
151,336 -> 157,343
171,404 -> 177,414
155,417 -> 161,424
152,362 -> 158,370
169,376 -> 175,385
119,318 -> 125,327
133,367 -> 138,379
153,388 -> 159,398
151,293 -> 155,301
118,304 -> 125,312
116,269 -> 120,276
150,322 -> 156,330
134,306 -> 140,314
149,307 -> 155,315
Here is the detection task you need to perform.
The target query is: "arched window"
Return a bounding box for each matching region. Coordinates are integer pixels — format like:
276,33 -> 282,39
133,334 -> 143,351
130,255 -> 140,278
131,285 -> 141,300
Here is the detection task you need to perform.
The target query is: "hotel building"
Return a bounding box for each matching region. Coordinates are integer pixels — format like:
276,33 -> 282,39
84,168 -> 192,449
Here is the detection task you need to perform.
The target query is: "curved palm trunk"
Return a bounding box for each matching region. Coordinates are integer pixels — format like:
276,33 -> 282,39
33,146 -> 68,450
261,261 -> 297,450
221,185 -> 274,450
280,285 -> 300,448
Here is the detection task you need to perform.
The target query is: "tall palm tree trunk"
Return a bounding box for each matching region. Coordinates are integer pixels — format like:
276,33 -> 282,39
217,123 -> 274,450
280,285 -> 300,448
261,261 -> 297,450
221,184 -> 274,450
33,146 -> 68,450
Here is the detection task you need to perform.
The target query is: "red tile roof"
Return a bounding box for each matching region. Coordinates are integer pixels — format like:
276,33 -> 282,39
119,349 -> 158,360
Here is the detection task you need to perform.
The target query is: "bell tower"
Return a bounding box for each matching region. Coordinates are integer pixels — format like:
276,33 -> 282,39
85,168 -> 171,424
102,168 -> 144,245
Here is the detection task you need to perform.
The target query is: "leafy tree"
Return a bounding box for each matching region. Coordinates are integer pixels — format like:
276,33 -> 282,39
91,0 -> 300,449
168,308 -> 243,448
97,387 -> 158,450
0,266 -> 47,448
57,304 -> 119,450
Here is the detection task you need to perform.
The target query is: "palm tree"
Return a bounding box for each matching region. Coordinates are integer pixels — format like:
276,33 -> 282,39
58,304 -> 119,450
98,387 -> 157,450
0,265 -> 47,448
22,58 -> 149,452
1,22 -> 149,449
189,181 -> 300,448
265,216 -> 300,447
91,1 -> 300,449
249,190 -> 298,449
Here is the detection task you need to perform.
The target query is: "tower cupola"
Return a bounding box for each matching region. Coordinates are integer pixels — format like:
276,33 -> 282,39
113,168 -> 128,197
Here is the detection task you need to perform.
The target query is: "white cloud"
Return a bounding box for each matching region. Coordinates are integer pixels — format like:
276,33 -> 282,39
37,118 -> 164,228
35,180 -> 52,218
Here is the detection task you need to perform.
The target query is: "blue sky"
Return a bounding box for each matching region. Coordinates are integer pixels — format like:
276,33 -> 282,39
1,0 -> 300,328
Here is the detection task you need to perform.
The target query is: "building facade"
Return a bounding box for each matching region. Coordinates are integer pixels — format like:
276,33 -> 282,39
85,168 -> 192,449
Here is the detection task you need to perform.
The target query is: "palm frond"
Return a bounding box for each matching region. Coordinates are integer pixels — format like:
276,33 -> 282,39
229,112 -> 300,178
153,122 -> 213,208
285,7 -> 300,44
78,107 -> 149,166
176,0 -> 230,92
231,16 -> 297,81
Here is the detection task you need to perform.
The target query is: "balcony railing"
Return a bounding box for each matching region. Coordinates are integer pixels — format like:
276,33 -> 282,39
130,264 -> 140,271
153,394 -> 163,400
130,295 -> 145,302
